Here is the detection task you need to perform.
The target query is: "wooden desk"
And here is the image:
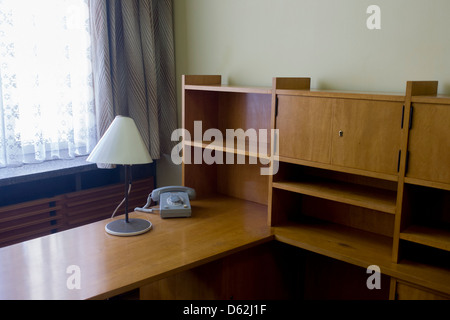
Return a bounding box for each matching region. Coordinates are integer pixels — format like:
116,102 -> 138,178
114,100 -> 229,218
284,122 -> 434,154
0,196 -> 272,300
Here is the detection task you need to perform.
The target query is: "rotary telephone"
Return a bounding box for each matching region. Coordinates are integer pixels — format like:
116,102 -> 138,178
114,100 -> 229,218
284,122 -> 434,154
135,186 -> 196,219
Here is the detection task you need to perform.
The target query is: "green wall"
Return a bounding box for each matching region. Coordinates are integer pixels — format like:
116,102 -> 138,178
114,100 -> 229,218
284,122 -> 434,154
175,0 -> 450,92
158,0 -> 450,186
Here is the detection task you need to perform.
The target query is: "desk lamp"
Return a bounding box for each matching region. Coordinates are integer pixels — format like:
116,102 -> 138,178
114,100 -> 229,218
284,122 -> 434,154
87,116 -> 153,236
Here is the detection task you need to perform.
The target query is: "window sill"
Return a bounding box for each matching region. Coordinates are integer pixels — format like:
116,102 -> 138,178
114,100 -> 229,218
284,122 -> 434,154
0,157 -> 97,187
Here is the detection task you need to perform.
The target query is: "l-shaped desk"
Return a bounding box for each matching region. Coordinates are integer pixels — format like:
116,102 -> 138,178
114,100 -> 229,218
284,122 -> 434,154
1,195 -> 449,300
0,197 -> 272,300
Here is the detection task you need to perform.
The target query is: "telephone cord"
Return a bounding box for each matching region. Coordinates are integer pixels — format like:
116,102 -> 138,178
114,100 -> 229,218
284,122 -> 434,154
111,183 -> 132,219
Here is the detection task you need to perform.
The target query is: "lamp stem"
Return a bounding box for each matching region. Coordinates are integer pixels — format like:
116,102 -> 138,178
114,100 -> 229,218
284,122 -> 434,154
124,164 -> 130,223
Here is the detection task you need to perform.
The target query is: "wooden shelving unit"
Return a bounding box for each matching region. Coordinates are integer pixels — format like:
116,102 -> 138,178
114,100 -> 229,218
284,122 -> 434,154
182,75 -> 272,206
182,75 -> 450,300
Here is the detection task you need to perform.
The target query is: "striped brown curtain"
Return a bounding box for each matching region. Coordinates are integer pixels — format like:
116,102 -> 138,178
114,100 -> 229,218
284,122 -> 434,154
89,0 -> 177,161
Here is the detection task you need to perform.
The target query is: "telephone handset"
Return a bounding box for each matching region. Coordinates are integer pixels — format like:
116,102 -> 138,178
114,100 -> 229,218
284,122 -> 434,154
135,186 -> 196,219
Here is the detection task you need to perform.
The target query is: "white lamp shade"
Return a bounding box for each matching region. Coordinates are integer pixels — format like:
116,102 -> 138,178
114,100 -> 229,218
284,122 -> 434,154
87,116 -> 153,165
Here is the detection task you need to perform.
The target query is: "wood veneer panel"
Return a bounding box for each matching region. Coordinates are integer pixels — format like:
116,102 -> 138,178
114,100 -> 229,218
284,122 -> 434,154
331,99 -> 403,175
407,103 -> 450,185
276,95 -> 333,164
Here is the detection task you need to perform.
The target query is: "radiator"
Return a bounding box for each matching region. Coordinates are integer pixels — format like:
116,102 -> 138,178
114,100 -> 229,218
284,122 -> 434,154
0,177 -> 154,248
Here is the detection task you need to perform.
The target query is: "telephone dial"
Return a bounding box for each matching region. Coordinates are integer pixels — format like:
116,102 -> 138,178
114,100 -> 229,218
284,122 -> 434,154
135,186 -> 196,219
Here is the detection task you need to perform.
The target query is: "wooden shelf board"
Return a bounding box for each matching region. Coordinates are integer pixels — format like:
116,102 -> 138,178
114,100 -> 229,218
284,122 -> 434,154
411,95 -> 450,104
273,220 -> 393,270
400,225 -> 450,252
278,156 -> 399,182
185,140 -> 272,161
390,259 -> 450,297
272,179 -> 397,214
184,84 -> 272,95
405,177 -> 450,192
275,89 -> 405,102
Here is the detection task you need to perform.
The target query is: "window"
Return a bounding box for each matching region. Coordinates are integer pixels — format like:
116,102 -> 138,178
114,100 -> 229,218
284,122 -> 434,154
0,0 -> 96,168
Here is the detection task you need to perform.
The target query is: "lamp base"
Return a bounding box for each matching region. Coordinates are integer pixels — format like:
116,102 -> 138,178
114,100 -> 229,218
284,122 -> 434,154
105,218 -> 152,237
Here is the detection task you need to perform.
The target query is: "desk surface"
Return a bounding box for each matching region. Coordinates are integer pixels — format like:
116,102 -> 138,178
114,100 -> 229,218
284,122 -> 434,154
0,196 -> 272,300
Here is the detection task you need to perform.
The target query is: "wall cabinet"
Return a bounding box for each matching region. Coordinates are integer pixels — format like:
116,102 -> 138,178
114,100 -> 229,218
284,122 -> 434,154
182,75 -> 450,300
277,94 -> 404,176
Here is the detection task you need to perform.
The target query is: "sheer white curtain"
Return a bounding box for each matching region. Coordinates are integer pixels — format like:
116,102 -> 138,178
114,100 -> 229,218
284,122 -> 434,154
0,0 -> 96,167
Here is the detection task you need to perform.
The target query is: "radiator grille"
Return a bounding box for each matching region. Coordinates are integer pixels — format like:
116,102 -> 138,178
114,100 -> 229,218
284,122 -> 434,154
0,177 -> 154,248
